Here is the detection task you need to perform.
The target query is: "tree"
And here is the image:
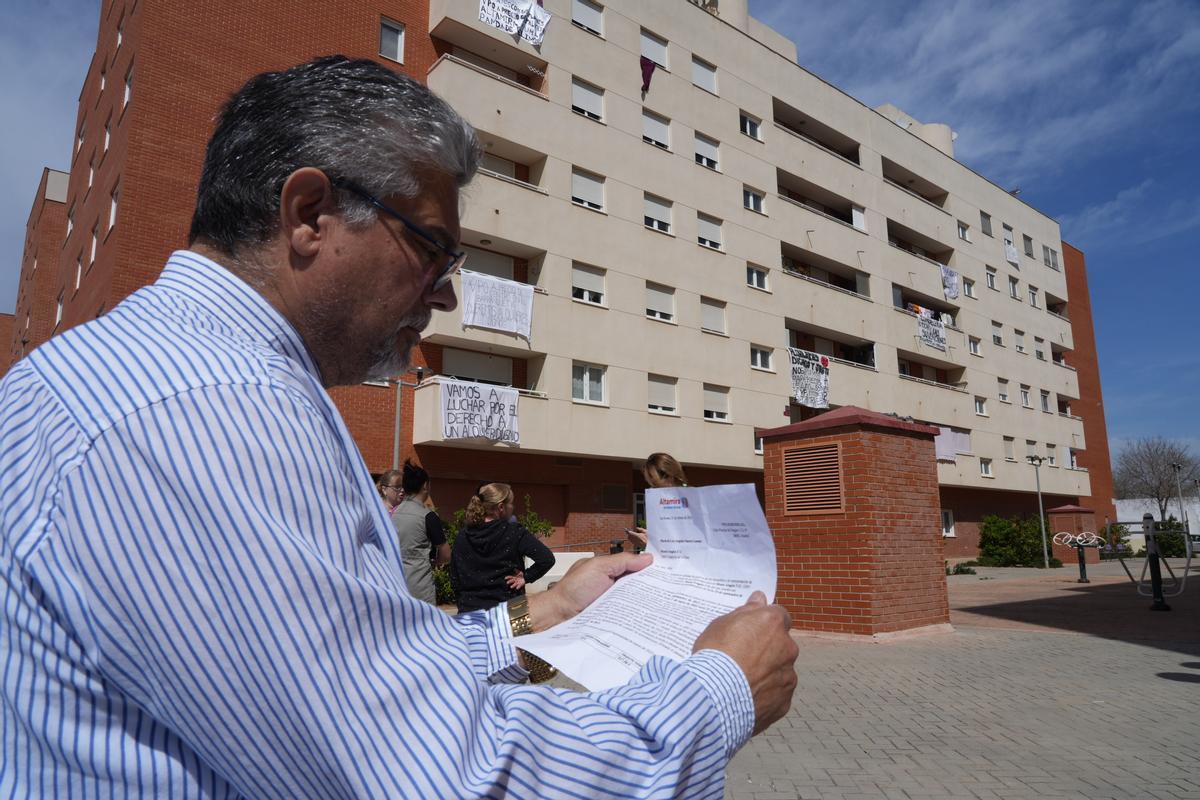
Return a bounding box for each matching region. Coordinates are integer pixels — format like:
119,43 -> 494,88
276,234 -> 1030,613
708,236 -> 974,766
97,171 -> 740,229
1112,437 -> 1200,520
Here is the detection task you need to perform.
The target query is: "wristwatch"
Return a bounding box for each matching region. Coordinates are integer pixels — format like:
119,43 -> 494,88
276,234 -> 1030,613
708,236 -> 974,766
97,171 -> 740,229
507,594 -> 558,684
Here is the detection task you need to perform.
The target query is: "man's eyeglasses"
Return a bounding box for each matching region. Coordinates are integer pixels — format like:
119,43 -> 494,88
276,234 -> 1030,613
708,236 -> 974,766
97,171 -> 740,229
332,178 -> 467,291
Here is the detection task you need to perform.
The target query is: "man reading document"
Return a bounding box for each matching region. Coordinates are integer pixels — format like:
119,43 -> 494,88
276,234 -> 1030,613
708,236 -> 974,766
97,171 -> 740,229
0,57 -> 798,798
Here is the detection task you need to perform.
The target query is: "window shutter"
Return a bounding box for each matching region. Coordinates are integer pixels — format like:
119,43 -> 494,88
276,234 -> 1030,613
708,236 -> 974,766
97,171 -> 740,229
697,214 -> 721,243
644,194 -> 671,224
647,374 -> 675,408
571,169 -> 604,207
572,0 -> 603,32
692,57 -> 716,92
462,246 -> 514,279
642,110 -> 669,145
572,263 -> 604,293
646,283 -> 674,316
783,443 -> 843,514
640,29 -> 668,67
571,79 -> 603,118
442,348 -> 513,385
700,297 -> 724,332
703,384 -> 728,414
694,133 -> 719,164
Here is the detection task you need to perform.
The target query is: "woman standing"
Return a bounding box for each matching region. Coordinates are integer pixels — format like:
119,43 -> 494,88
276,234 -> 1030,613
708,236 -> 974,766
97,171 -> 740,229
627,452 -> 689,550
391,461 -> 449,604
376,469 -> 404,515
450,483 -> 555,613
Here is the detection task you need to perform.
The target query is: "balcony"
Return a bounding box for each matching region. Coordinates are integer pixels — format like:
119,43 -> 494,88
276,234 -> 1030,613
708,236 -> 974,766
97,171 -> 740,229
896,349 -> 966,392
430,0 -> 551,73
781,243 -> 870,299
777,168 -> 866,232
881,157 -> 949,210
891,284 -> 959,329
886,219 -> 954,267
427,55 -> 552,157
771,97 -> 860,165
788,321 -> 876,370
422,265 -> 549,356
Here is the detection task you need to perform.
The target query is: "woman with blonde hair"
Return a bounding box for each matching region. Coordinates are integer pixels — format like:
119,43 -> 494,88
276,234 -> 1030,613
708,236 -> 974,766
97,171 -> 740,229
450,482 -> 555,613
627,452 -> 689,549
376,469 -> 404,514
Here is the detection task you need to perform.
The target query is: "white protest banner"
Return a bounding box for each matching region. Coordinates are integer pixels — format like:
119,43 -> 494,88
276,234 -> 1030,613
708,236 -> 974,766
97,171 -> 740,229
788,347 -> 829,409
940,265 -> 960,300
441,379 -> 520,445
520,2 -> 550,44
918,315 -> 947,351
478,0 -> 528,34
460,270 -> 534,339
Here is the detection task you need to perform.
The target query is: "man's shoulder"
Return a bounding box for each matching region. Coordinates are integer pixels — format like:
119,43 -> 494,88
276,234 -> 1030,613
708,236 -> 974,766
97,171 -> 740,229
26,286 -> 312,441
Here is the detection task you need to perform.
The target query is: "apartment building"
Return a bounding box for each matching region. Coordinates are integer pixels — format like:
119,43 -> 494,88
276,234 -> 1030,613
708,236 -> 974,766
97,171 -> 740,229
10,0 -> 1114,554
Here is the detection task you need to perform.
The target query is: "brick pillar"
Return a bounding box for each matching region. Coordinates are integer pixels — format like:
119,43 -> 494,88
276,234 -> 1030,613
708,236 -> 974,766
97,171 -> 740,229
759,407 -> 950,636
1047,504 -> 1100,564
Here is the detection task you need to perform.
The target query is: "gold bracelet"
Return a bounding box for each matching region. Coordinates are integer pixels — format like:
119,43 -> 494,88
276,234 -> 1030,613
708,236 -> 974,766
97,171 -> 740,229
507,594 -> 557,684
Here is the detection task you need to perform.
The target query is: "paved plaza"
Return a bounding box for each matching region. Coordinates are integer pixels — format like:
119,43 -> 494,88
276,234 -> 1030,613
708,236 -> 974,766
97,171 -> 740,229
726,562 -> 1200,800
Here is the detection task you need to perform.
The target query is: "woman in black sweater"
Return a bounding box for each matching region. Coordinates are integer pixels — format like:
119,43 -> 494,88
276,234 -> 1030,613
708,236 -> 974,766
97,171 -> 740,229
450,483 -> 556,613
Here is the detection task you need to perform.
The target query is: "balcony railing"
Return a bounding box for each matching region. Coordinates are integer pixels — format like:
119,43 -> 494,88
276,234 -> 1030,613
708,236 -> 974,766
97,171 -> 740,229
478,167 -> 548,196
429,54 -> 548,101
418,375 -> 548,398
782,266 -> 871,302
882,177 -> 950,215
774,122 -> 862,170
887,240 -> 947,269
898,374 -> 967,393
777,194 -> 865,234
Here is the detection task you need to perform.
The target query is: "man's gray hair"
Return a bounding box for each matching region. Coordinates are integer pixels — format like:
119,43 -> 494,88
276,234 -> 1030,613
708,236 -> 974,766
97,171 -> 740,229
188,56 -> 480,256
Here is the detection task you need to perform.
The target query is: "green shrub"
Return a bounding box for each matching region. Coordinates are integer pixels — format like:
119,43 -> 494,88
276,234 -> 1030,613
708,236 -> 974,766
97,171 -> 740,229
1151,517 -> 1188,559
978,514 -> 1060,567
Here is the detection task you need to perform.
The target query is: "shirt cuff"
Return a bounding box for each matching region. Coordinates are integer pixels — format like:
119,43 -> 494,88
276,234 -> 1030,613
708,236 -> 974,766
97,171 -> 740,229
683,649 -> 756,759
481,602 -> 527,684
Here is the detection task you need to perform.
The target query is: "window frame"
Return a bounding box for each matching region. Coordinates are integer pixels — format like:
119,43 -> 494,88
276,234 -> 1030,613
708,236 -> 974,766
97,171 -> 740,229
572,361 -> 607,405
739,111 -> 762,141
378,17 -> 405,63
749,345 -> 773,371
746,264 -> 769,291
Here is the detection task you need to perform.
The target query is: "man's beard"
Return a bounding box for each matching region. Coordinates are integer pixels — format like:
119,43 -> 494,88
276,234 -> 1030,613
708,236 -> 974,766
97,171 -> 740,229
364,309 -> 432,382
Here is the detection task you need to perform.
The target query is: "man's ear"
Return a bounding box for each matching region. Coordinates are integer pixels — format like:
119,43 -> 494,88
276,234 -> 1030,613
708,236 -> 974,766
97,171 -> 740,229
280,168 -> 339,258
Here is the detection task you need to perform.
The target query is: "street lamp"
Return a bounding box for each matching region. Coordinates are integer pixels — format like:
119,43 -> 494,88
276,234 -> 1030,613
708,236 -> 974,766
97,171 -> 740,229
391,367 -> 426,470
1027,454 -> 1050,569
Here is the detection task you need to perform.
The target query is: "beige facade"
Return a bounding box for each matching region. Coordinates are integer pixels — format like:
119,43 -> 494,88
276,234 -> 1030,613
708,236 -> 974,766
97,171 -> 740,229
416,0 -> 1091,501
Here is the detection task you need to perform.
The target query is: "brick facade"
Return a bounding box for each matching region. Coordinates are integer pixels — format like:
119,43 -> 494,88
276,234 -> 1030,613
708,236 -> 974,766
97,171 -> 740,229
11,168 -> 68,367
760,407 -> 950,635
0,314 -> 11,377
939,485 -> 1078,559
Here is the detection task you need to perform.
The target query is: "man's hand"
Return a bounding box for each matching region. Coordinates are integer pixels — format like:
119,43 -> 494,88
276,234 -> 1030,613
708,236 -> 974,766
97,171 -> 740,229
527,552 -> 653,632
692,591 -> 799,735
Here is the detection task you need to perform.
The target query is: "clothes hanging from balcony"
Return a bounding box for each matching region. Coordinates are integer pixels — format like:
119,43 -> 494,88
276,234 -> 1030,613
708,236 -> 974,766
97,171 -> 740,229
521,2 -> 551,45
460,270 -> 534,339
640,56 -> 657,92
917,315 -> 946,351
934,426 -> 957,462
478,0 -> 527,34
940,265 -> 960,300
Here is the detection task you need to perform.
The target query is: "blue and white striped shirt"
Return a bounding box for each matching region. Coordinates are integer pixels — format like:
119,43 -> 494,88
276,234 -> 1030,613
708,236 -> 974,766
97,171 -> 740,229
0,250 -> 754,798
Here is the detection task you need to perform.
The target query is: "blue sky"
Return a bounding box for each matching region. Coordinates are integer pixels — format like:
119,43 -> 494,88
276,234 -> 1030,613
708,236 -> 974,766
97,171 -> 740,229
1,0 -> 1198,455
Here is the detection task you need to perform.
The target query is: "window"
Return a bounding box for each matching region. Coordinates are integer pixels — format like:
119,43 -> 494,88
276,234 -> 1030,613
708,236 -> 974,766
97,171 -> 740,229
116,14 -> 123,48
1028,286 -> 1039,307
570,168 -> 604,210
750,345 -> 772,370
703,384 -> 729,421
963,278 -> 976,298
571,78 -> 604,121
647,374 -> 677,414
1026,440 -> 1037,461
1042,245 -> 1052,266
1034,337 -> 1045,361
644,193 -> 672,233
980,458 -> 993,477
642,109 -> 669,148
74,257 -> 82,291
571,0 -> 603,35
379,18 -> 405,62
739,111 -> 761,140
100,67 -> 106,92
640,29 -> 668,68
974,396 -> 988,416
89,226 -> 98,265
980,212 -> 993,237
123,65 -> 133,108
743,186 -> 765,213
957,220 -> 971,241
87,160 -> 94,189
108,187 -> 119,231
1069,448 -> 1079,469
1040,390 -> 1051,412
997,378 -> 1009,402
1020,384 -> 1031,407
941,509 -> 956,537
691,56 -> 717,93
1004,437 -> 1016,461
571,262 -> 605,305
55,291 -> 63,327
1046,444 -> 1057,466
645,282 -> 675,322
479,153 -> 517,179
1008,276 -> 1020,299
1049,249 -> 1059,270
991,321 -> 1003,346
1014,329 -> 1025,353
697,213 -> 722,249
746,264 -> 768,291
66,207 -> 74,238
103,117 -> 111,155
76,123 -> 85,154
1023,234 -> 1034,257
985,267 -> 997,290
694,132 -> 719,170
572,362 -> 606,403
968,336 -> 981,356
754,435 -> 764,455
700,296 -> 725,333
1002,224 -> 1017,264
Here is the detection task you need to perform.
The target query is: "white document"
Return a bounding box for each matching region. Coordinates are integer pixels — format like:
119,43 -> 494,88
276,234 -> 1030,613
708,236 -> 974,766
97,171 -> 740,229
460,270 -> 534,339
516,484 -> 776,690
